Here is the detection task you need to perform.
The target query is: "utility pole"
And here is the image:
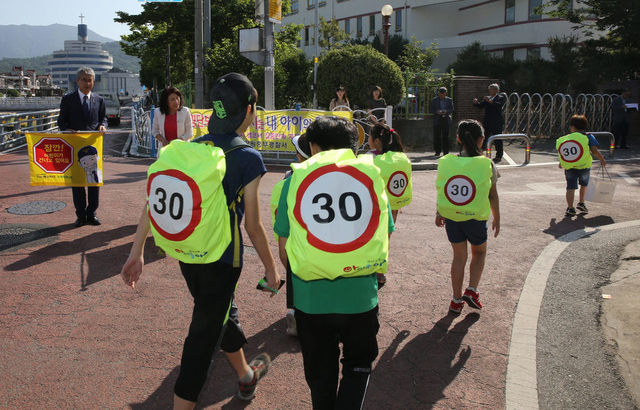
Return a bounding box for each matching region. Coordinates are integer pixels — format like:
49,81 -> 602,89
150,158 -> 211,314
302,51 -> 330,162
312,0 -> 319,108
194,0 -> 204,108
264,0 -> 275,110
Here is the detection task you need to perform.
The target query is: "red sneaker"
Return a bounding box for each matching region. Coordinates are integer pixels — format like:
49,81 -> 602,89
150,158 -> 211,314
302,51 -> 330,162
462,288 -> 483,309
449,299 -> 464,314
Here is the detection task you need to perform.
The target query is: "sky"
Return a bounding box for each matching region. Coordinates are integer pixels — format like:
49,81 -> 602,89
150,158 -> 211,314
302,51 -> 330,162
0,0 -> 147,41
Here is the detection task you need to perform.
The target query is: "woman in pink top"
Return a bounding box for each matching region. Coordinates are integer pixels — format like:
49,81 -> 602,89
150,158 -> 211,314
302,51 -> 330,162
152,86 -> 193,148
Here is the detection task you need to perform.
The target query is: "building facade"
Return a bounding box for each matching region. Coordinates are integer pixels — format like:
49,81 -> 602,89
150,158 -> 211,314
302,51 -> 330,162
282,0 -> 587,70
48,23 -> 113,91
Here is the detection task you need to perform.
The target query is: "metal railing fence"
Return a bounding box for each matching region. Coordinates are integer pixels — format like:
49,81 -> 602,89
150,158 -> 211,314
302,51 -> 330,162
0,109 -> 60,152
503,93 -> 616,139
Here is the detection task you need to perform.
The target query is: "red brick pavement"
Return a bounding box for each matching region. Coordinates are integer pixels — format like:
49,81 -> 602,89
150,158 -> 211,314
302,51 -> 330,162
1,149 -> 639,409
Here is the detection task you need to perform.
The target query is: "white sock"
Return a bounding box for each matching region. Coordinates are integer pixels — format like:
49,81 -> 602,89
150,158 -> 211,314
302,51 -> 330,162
466,286 -> 478,293
452,297 -> 463,303
240,367 -> 254,383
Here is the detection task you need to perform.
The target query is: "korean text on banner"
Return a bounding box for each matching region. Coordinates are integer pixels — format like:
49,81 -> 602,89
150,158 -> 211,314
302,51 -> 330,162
190,109 -> 353,152
26,132 -> 104,187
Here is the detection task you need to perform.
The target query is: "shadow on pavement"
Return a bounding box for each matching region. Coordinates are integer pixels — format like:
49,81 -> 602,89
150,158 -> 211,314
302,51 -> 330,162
0,186 -> 68,201
543,214 -> 615,240
367,312 -> 480,409
128,317 -> 301,409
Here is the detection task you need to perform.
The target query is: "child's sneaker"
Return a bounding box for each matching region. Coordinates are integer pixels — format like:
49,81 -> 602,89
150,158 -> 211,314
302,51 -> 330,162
237,353 -> 271,401
565,207 -> 577,217
285,309 -> 297,337
576,202 -> 588,214
449,299 -> 464,314
462,288 -> 483,309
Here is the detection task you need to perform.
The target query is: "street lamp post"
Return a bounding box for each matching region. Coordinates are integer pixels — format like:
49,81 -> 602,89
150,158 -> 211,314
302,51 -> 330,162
381,4 -> 393,57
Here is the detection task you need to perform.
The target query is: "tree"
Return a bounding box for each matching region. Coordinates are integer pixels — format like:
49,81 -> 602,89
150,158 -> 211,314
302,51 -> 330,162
397,37 -> 439,73
318,17 -> 350,51
115,0 -> 255,88
545,0 -> 640,80
316,45 -> 404,110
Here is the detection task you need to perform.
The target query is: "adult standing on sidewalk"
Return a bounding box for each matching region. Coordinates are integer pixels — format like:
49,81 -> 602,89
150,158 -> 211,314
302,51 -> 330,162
611,90 -> 632,149
473,83 -> 505,163
151,86 -> 193,148
430,87 -> 454,156
57,66 -> 107,227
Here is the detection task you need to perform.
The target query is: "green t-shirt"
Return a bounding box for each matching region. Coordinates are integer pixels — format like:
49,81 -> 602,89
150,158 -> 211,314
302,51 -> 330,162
274,175 -> 395,314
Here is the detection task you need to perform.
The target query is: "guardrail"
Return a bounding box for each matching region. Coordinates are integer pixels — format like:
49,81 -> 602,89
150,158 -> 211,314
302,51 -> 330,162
485,133 -> 531,166
0,109 -> 60,152
586,131 -> 615,157
120,104 -> 154,157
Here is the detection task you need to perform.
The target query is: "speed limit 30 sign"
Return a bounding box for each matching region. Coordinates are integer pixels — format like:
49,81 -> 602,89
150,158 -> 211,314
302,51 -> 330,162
444,175 -> 476,206
294,164 -> 381,253
387,170 -> 409,197
558,140 -> 584,163
147,169 -> 202,241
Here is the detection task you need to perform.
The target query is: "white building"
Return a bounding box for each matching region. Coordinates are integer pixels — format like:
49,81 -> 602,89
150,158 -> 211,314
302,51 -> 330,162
282,0 -> 587,70
96,68 -> 143,100
48,22 -> 113,91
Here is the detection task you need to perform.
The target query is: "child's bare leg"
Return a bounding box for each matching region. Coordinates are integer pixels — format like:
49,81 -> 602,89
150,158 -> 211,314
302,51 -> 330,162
226,349 -> 251,379
566,189 -> 575,208
450,241 -> 468,299
578,185 -> 587,203
469,242 -> 487,289
173,395 -> 195,410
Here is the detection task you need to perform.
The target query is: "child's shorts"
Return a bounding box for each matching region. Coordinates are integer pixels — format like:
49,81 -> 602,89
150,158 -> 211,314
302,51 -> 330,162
445,218 -> 488,246
564,168 -> 590,190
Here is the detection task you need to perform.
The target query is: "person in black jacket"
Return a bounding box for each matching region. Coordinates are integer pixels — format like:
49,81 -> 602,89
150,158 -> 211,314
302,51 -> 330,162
57,66 -> 107,227
429,87 -> 454,156
473,83 -> 505,163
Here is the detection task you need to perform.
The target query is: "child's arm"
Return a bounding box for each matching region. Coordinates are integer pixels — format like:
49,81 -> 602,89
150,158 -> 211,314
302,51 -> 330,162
590,145 -> 607,167
243,175 -> 282,293
120,204 -> 151,288
278,236 -> 288,268
489,183 -> 500,237
435,211 -> 445,227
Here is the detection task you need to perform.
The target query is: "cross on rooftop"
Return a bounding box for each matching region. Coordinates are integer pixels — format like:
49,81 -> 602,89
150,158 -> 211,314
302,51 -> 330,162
79,14 -> 85,24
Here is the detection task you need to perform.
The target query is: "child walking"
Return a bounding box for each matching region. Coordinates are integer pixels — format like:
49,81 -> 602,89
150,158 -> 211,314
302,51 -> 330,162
556,114 -> 606,217
366,124 -> 413,287
435,119 -> 500,314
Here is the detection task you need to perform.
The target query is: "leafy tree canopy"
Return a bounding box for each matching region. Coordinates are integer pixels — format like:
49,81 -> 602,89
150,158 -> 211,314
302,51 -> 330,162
318,17 -> 350,51
316,44 -> 404,109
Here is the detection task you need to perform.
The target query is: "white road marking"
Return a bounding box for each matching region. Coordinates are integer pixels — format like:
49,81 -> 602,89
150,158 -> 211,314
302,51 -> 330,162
503,151 -> 517,166
617,172 -> 639,185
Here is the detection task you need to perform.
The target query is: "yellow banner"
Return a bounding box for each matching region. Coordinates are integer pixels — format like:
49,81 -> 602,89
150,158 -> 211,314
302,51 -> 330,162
190,109 -> 353,152
26,132 -> 104,187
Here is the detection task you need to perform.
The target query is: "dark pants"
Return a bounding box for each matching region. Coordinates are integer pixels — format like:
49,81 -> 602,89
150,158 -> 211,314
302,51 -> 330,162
612,121 -> 629,148
72,186 -> 99,219
174,260 -> 247,402
433,120 -> 450,155
295,306 -> 380,410
483,128 -> 504,159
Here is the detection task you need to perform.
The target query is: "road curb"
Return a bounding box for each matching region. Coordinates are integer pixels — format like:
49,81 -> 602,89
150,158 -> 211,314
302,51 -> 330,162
505,219 -> 640,410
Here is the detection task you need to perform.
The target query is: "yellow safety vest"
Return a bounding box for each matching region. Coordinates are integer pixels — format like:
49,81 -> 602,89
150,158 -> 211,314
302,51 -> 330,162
147,140 -> 231,264
556,132 -> 592,170
373,151 -> 413,210
286,149 -> 389,280
270,178 -> 286,241
436,154 -> 492,221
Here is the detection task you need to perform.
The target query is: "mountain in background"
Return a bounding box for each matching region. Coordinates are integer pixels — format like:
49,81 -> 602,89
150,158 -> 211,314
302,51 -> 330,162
0,24 -> 116,58
0,24 -> 140,75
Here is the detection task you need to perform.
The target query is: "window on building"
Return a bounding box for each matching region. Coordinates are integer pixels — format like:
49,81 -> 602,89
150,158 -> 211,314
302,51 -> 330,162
529,0 -> 542,20
357,16 -> 363,37
290,0 -> 299,14
527,47 -> 541,59
344,19 -> 351,34
369,15 -> 376,36
395,10 -> 402,32
505,0 -> 515,23
305,26 -> 310,46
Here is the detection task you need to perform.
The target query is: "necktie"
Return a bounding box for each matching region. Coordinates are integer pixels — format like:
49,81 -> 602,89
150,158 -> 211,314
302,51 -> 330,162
82,95 -> 90,119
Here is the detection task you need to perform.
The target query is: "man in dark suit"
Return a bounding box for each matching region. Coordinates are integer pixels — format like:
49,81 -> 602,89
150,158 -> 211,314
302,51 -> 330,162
473,83 -> 505,163
429,87 -> 454,156
611,90 -> 632,149
57,66 -> 107,227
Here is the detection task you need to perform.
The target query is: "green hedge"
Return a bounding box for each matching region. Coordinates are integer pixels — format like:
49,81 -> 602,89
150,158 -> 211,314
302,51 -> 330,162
316,45 -> 405,110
